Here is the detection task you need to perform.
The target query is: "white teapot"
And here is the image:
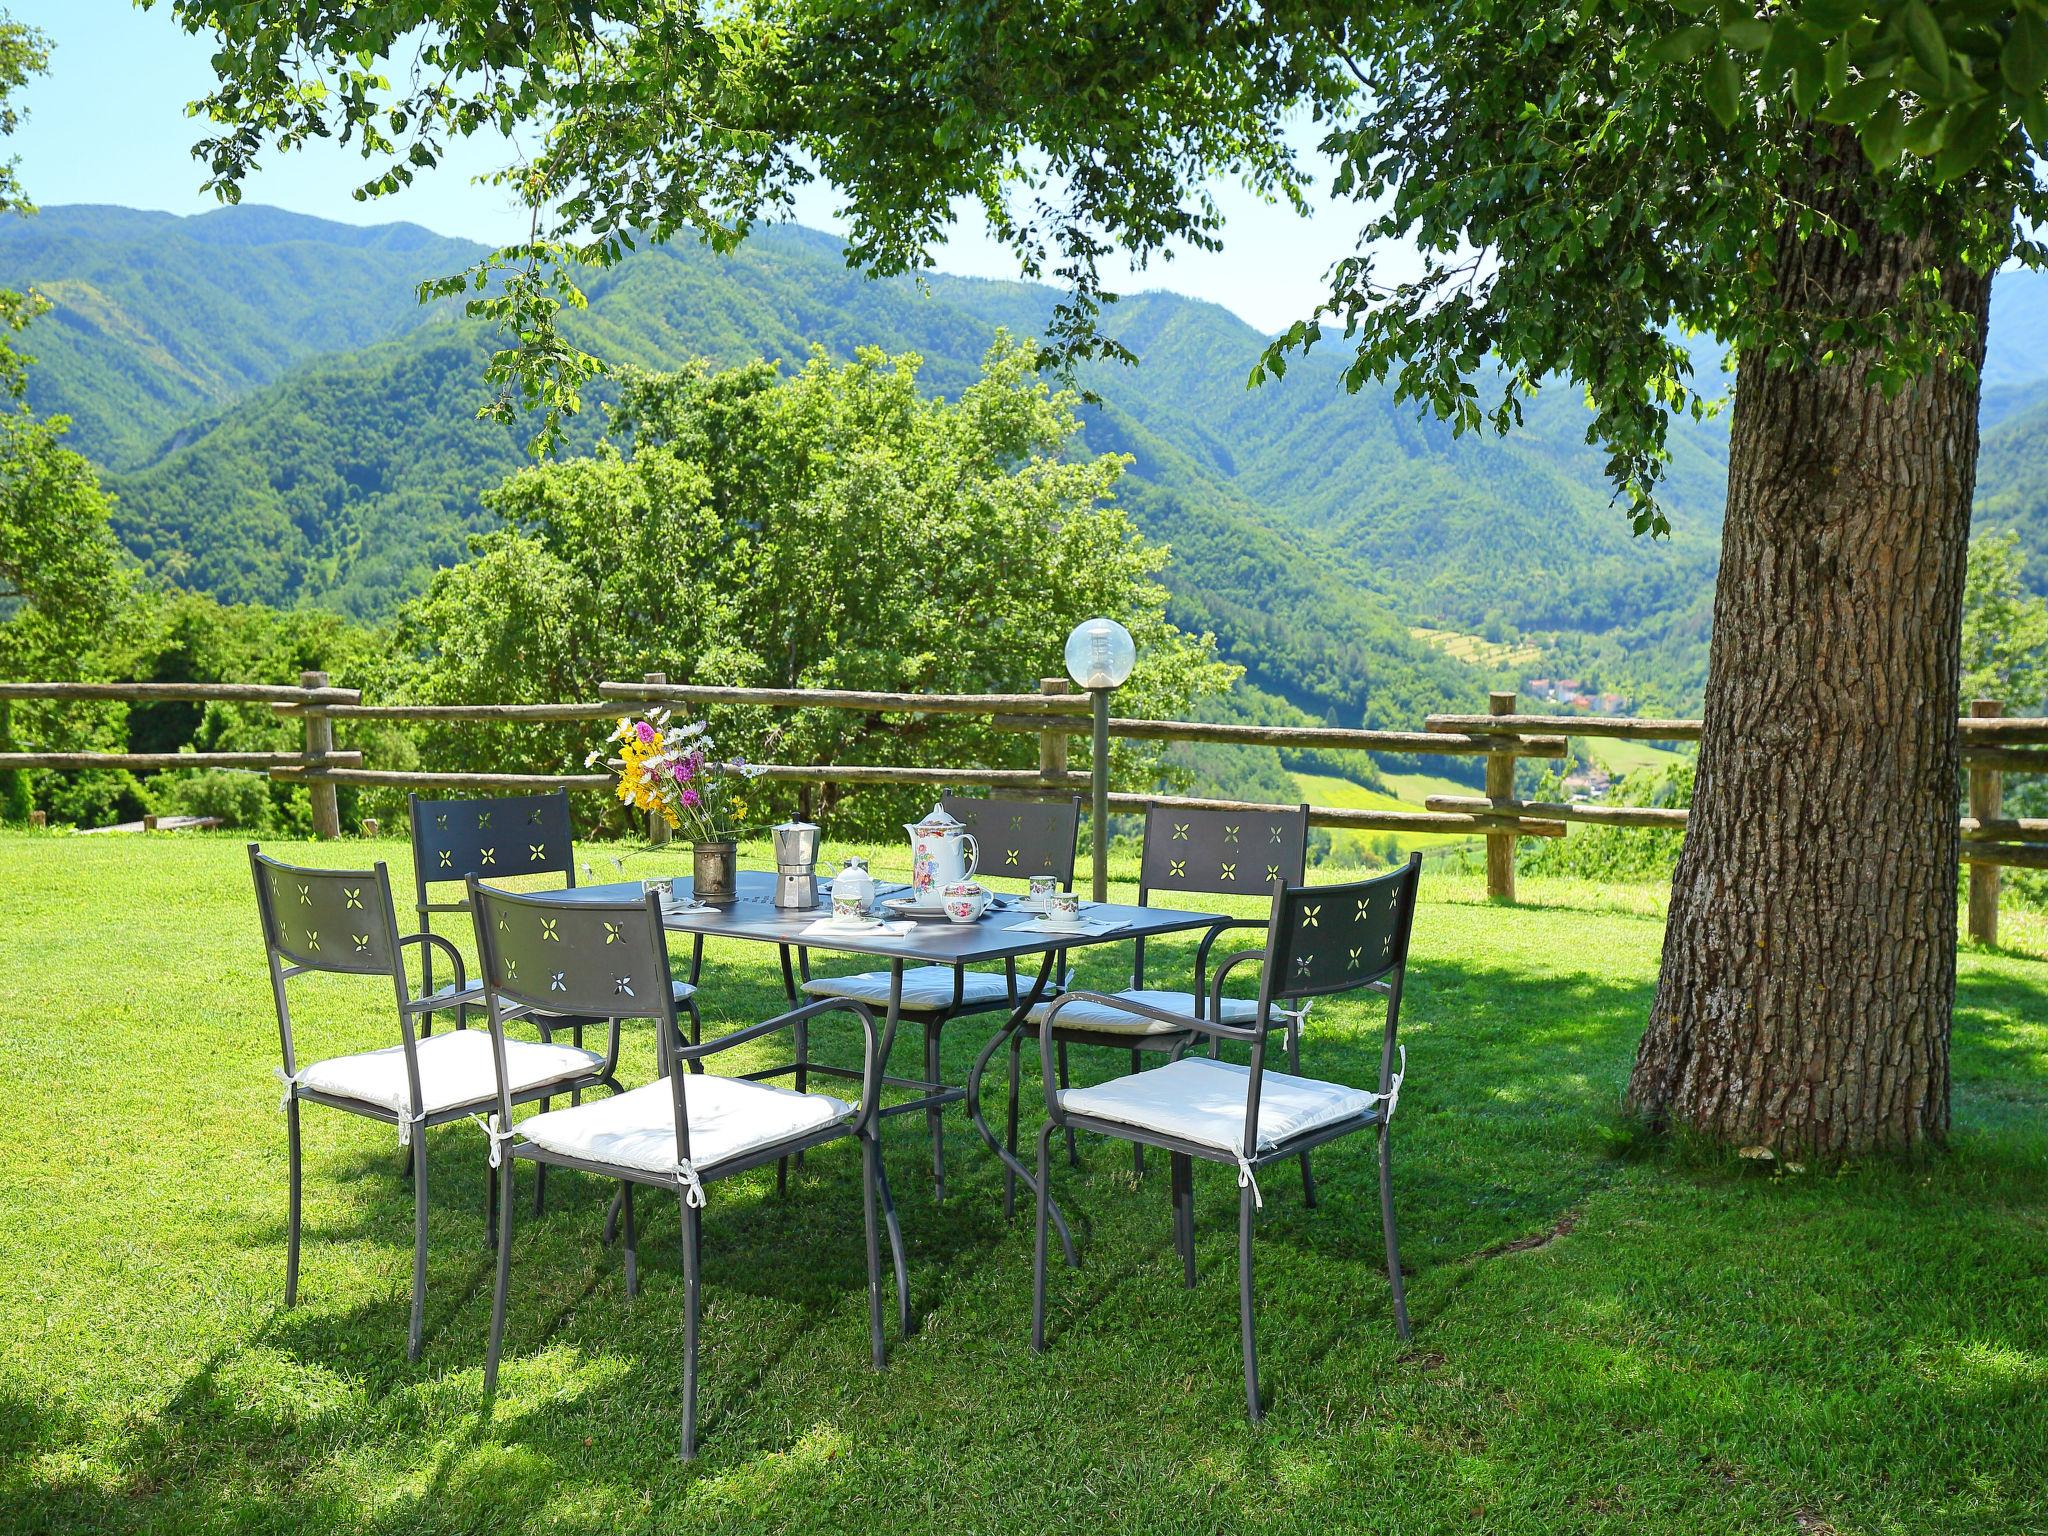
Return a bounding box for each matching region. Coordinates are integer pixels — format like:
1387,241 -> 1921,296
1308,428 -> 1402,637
906,803 -> 978,897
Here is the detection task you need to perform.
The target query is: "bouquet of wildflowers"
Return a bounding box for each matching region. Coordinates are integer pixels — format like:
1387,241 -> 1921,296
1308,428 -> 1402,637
587,709 -> 762,843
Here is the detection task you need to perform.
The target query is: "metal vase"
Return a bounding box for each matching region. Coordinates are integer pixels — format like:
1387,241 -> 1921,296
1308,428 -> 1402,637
691,840 -> 738,906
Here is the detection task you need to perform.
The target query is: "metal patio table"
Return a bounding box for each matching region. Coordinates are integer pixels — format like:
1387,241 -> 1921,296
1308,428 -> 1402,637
550,870 -> 1226,1268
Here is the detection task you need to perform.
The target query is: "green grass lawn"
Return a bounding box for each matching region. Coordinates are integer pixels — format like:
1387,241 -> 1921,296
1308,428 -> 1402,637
3,829 -> 2045,1534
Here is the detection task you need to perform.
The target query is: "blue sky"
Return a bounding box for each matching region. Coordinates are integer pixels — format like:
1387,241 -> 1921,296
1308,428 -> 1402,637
4,1 -> 1378,335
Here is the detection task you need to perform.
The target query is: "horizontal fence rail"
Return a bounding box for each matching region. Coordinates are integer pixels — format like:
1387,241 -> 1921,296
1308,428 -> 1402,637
598,681 -> 1093,716
11,672 -> 2048,940
1002,715 -> 1569,757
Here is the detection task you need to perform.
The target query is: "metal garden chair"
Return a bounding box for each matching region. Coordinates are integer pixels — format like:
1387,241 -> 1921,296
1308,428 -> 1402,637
251,846 -> 620,1361
1003,802 -> 1311,1201
472,879 -> 904,1460
1030,854 -> 1421,1423
791,794 -> 1082,1201
411,789 -> 703,1210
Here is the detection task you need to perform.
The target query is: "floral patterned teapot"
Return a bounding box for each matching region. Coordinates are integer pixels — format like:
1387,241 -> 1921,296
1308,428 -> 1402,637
905,804 -> 979,897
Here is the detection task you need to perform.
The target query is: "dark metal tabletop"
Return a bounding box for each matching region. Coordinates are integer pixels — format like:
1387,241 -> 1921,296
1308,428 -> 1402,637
557,870 -> 1225,959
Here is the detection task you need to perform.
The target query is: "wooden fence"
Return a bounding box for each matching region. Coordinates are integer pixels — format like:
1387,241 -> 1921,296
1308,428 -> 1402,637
0,674 -> 363,835
9,670 -> 2046,943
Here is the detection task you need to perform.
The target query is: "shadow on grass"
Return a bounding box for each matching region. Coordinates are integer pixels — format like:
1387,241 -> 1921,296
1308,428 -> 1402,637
14,921 -> 2048,1534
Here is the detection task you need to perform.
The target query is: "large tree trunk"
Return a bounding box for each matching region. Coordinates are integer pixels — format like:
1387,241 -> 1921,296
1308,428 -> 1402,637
1626,134 -> 1993,1157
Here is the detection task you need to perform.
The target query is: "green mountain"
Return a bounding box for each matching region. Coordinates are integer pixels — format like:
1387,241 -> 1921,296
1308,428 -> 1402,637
0,204 -> 484,469
10,204 -> 2048,722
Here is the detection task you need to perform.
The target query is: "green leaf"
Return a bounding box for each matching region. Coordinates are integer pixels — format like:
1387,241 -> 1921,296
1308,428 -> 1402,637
1861,97 -> 1906,166
1792,55 -> 1826,113
1818,72 -> 1895,124
1647,24 -> 1717,63
2021,91 -> 2048,146
1901,104 -> 1948,155
1932,95 -> 2005,178
1723,18 -> 1773,52
1800,0 -> 1870,28
1901,0 -> 1952,92
2002,11 -> 2048,94
1705,48 -> 1743,126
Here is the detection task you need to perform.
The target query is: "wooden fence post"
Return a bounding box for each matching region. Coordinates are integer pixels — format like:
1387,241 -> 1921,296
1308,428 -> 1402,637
1038,677 -> 1071,782
300,670 -> 342,840
644,672 -> 671,846
1969,697 -> 2003,946
1486,690 -> 1518,902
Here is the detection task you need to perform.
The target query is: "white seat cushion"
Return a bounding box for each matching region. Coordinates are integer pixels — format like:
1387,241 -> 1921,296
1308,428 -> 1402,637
517,1076 -> 854,1177
1027,988 -> 1268,1037
296,1028 -> 602,1119
801,964 -> 1012,1012
1060,1057 -> 1379,1154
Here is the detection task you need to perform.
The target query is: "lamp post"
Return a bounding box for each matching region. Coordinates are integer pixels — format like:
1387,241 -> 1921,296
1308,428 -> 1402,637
1064,618 -> 1136,902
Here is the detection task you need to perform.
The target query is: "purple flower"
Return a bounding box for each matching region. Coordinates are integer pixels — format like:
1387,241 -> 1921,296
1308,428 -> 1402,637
681,787 -> 701,808
635,720 -> 656,745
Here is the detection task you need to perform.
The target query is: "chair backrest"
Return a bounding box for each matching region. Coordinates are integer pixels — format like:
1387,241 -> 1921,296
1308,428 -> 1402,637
1233,856 -> 1423,1155
249,845 -> 413,1076
469,880 -> 676,1030
1136,802 -> 1310,904
940,795 -> 1082,888
410,790 -> 577,913
1260,855 -> 1422,1007
470,879 -> 692,1161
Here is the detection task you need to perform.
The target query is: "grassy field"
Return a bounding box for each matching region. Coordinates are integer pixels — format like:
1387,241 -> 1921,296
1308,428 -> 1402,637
2,829 -> 2045,1534
1290,771 -> 1477,860
1408,626 -> 1543,671
1583,738 -> 1690,779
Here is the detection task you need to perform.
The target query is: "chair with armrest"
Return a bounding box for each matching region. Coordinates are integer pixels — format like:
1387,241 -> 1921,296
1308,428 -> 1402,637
1030,854 -> 1422,1422
1003,802 -> 1311,1200
471,879 -> 905,1460
411,789 -> 704,1211
251,845 -> 619,1362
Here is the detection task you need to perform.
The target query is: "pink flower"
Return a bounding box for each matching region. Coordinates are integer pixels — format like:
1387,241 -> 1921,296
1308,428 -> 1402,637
635,720 -> 656,745
681,787 -> 701,808
671,761 -> 690,783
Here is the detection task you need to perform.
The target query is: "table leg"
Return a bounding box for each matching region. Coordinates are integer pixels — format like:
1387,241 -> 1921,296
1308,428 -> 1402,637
965,952 -> 1076,1267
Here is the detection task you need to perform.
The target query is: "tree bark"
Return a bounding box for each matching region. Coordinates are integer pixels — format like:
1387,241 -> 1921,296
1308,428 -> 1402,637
1626,133 -> 1993,1156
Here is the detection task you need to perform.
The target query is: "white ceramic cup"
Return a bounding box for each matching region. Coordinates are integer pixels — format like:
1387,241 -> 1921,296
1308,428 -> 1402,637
1028,874 -> 1059,903
832,892 -> 872,925
1043,889 -> 1082,928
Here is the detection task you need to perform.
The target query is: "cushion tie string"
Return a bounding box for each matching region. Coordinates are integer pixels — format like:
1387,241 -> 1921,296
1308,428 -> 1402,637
469,1112 -> 515,1168
395,1105 -> 425,1148
674,1161 -> 707,1209
274,1066 -> 302,1112
1377,1044 -> 1408,1124
1234,1152 -> 1264,1209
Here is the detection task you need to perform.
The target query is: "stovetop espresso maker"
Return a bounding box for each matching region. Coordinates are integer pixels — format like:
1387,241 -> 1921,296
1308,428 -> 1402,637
771,820 -> 825,909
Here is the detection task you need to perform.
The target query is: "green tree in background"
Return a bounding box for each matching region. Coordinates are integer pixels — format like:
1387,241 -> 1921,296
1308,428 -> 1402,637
383,339 -> 1233,834
0,11 -> 123,822
1960,530 -> 2048,712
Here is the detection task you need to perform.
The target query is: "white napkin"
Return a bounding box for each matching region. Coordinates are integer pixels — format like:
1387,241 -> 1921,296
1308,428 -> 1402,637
801,918 -> 917,941
1012,915 -> 1129,938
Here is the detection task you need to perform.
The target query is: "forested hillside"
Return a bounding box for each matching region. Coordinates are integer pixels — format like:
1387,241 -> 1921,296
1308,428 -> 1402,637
11,204 -> 2048,724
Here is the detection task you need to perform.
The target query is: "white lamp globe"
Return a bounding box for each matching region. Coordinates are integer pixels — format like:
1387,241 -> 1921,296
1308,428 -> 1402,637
1064,617 -> 1136,690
